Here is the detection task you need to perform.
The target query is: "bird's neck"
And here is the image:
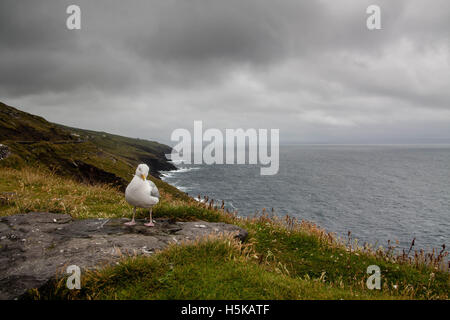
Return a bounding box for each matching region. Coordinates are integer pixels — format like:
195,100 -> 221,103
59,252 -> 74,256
134,175 -> 146,181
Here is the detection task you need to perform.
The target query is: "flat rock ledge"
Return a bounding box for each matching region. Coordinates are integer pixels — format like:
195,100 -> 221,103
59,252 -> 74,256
0,212 -> 248,300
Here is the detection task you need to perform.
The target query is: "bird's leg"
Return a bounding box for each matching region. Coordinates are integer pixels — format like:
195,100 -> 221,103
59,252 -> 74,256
144,208 -> 155,227
125,207 -> 137,226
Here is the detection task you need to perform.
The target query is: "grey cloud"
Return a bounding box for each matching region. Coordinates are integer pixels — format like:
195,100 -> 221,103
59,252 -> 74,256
0,0 -> 449,144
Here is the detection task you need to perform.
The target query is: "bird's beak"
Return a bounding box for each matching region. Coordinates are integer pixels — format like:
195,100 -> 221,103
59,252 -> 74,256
141,174 -> 145,181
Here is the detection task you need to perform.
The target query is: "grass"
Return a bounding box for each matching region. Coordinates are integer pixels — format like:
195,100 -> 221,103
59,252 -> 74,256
0,166 -> 129,219
1,166 -> 449,300
24,236 -> 405,300
237,218 -> 449,299
0,166 -> 191,219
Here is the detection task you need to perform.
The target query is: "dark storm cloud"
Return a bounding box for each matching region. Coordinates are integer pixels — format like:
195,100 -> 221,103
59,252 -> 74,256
0,0 -> 449,143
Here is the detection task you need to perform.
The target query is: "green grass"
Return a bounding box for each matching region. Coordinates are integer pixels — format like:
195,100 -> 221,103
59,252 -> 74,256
24,236 -> 406,300
1,167 -> 449,300
238,220 -> 449,299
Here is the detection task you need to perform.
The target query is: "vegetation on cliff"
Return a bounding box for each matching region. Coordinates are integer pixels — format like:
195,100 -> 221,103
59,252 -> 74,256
0,102 -> 178,189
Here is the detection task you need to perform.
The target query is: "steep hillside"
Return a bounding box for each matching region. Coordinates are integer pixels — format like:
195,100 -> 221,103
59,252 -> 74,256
0,101 -> 184,198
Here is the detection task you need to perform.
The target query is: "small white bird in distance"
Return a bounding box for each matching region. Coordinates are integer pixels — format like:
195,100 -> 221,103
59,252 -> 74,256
124,163 -> 160,227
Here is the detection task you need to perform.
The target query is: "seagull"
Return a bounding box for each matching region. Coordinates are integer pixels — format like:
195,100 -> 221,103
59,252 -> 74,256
124,164 -> 160,227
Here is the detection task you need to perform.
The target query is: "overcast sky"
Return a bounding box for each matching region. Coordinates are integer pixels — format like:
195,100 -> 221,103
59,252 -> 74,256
1,0 -> 449,145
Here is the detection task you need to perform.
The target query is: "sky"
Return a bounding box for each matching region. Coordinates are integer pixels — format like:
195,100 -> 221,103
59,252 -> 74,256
1,0 -> 449,145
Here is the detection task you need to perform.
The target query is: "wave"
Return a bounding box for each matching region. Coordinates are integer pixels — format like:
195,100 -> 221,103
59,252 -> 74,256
160,172 -> 175,179
168,159 -> 187,165
160,166 -> 201,179
160,166 -> 202,193
174,167 -> 201,173
172,184 -> 188,192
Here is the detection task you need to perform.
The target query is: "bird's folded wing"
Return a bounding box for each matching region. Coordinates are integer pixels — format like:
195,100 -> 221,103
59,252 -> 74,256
147,180 -> 160,198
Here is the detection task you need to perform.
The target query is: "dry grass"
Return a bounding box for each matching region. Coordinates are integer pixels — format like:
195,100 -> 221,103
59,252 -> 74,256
0,166 -> 129,218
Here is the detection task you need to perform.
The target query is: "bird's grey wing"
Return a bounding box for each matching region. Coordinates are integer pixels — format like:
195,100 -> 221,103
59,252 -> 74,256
147,180 -> 160,198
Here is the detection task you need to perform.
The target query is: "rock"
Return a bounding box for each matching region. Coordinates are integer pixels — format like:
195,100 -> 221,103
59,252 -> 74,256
0,212 -> 248,300
0,144 -> 10,160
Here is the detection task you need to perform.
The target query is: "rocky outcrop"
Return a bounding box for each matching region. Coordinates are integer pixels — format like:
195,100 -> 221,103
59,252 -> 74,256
0,212 -> 248,300
0,144 -> 10,160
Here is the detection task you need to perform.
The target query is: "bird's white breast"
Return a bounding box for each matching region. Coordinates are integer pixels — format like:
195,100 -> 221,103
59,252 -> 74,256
125,176 -> 159,208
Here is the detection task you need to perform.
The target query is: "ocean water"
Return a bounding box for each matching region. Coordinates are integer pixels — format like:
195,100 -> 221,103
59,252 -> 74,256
161,145 -> 450,252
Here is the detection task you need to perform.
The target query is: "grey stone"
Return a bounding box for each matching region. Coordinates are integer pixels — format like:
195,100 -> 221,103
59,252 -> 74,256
0,144 -> 10,160
0,212 -> 248,300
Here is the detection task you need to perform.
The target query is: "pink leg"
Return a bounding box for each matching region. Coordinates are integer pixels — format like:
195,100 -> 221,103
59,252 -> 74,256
125,207 -> 136,226
144,208 -> 154,227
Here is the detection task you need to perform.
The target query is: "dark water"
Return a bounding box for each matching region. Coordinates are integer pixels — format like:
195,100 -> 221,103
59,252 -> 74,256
162,145 -> 450,252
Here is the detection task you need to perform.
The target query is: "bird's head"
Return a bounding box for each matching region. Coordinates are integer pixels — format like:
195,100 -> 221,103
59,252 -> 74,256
135,163 -> 150,181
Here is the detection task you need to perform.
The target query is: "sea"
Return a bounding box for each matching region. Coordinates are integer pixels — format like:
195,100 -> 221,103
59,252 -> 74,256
161,145 -> 450,252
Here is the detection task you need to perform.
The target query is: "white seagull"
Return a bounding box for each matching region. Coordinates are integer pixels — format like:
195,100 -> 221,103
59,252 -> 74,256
124,164 -> 160,227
